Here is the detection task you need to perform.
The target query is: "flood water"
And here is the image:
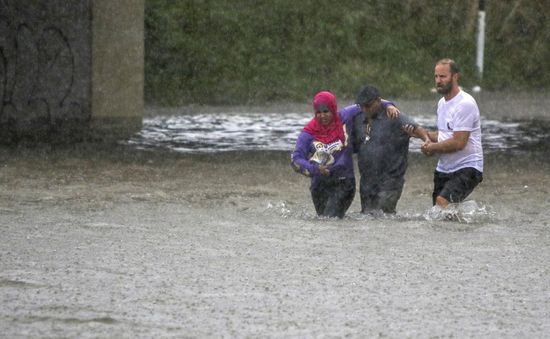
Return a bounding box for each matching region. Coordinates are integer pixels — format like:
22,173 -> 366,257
1,92 -> 550,338
128,112 -> 549,154
129,92 -> 550,154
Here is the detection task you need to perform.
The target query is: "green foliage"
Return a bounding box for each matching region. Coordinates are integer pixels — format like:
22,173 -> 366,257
145,0 -> 550,105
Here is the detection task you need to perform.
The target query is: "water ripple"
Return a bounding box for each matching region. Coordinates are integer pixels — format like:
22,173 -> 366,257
127,112 -> 548,154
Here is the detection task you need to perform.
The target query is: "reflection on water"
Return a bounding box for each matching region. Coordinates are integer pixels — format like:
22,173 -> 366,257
127,112 -> 550,154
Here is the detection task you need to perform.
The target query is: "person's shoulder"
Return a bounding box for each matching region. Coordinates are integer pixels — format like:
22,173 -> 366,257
455,91 -> 480,116
340,103 -> 361,115
339,104 -> 362,123
458,90 -> 478,106
294,130 -> 313,150
299,129 -> 313,138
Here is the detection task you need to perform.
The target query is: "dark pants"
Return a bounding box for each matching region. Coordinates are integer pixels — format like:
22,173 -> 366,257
311,177 -> 355,218
359,176 -> 404,214
432,168 -> 483,205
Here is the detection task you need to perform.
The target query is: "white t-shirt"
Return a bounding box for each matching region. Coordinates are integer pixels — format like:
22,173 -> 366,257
436,90 -> 483,173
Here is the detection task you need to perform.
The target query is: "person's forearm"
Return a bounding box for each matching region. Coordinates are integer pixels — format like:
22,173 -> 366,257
427,131 -> 438,142
413,127 -> 430,142
429,138 -> 464,153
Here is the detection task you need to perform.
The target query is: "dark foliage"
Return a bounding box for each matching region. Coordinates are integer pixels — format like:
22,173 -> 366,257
145,0 -> 549,105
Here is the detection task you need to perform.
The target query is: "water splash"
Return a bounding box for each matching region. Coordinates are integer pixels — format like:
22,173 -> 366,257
423,200 -> 493,224
265,201 -> 292,218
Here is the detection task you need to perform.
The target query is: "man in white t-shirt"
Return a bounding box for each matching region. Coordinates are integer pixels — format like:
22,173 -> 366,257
421,59 -> 483,209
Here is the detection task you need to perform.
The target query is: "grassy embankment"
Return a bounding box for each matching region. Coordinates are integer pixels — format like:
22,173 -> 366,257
144,1 -> 550,106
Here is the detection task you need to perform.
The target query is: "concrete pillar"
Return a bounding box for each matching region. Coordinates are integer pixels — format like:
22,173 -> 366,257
0,0 -> 143,143
90,0 -> 144,141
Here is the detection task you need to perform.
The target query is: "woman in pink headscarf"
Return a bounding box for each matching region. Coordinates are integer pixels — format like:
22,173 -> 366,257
290,91 -> 356,218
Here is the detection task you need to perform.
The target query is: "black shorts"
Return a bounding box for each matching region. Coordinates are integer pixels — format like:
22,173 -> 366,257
432,168 -> 483,205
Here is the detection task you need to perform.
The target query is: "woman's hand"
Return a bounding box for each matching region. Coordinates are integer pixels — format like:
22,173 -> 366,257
319,165 -> 330,176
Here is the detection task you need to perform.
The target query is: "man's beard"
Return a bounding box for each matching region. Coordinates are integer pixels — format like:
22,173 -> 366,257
436,82 -> 452,95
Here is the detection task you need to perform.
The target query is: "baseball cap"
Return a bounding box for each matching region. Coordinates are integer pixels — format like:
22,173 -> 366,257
356,85 -> 380,105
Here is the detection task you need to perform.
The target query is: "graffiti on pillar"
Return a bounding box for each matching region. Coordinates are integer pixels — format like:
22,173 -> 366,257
0,18 -> 88,139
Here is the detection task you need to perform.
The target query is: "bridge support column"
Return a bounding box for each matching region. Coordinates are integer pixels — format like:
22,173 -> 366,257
0,0 -> 144,143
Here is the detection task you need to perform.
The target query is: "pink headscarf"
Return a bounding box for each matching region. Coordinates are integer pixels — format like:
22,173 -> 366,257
303,91 -> 345,144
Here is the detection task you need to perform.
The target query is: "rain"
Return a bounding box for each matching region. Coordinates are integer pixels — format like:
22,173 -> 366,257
1,1 -> 550,338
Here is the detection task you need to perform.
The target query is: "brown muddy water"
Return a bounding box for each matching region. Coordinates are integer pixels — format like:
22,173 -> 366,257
1,143 -> 549,338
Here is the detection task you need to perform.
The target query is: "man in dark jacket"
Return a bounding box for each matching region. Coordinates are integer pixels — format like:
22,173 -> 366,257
343,85 -> 429,214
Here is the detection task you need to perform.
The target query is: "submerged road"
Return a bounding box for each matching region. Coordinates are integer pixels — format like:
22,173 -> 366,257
1,147 -> 549,337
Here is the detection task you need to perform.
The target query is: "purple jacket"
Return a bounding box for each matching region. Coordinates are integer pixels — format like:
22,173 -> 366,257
291,108 -> 355,179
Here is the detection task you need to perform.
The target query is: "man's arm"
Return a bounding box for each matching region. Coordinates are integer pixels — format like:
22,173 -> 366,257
402,124 -> 430,142
427,130 -> 438,142
412,126 -> 430,142
342,100 -> 400,120
421,131 -> 469,156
